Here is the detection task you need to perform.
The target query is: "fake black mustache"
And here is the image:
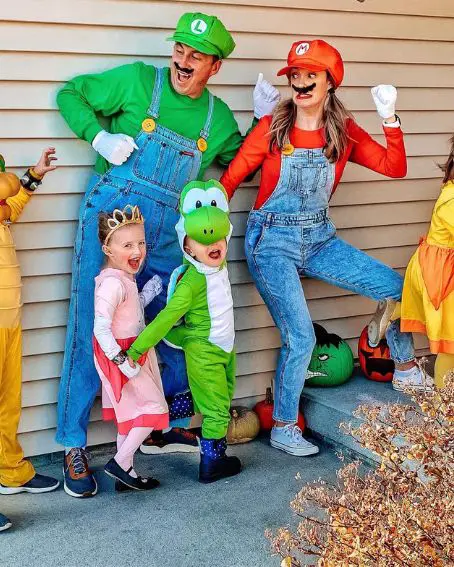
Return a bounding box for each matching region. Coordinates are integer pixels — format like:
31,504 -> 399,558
174,62 -> 194,75
292,83 -> 316,95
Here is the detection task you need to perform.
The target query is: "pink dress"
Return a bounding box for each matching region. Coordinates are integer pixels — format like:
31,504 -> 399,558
93,268 -> 169,434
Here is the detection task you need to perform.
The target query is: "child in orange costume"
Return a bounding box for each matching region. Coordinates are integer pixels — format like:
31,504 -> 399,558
401,138 -> 454,387
0,149 -> 59,528
370,137 -> 454,388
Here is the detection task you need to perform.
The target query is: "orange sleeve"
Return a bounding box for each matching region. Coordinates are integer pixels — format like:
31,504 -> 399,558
348,120 -> 407,179
220,116 -> 271,199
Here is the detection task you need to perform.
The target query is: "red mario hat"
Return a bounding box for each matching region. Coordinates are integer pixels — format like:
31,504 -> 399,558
277,39 -> 344,88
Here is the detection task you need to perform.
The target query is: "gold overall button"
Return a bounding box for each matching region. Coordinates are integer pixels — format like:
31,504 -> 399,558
142,118 -> 156,133
282,143 -> 295,156
197,138 -> 208,152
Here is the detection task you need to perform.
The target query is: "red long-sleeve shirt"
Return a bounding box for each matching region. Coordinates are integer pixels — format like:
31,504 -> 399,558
220,116 -> 407,209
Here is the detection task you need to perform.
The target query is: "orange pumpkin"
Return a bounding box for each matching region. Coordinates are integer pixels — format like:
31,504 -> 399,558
358,325 -> 395,382
254,388 -> 305,432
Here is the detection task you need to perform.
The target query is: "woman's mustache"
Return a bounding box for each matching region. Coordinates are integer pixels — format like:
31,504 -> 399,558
292,83 -> 316,94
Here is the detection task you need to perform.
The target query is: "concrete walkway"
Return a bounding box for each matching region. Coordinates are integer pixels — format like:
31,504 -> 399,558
1,436 -> 340,567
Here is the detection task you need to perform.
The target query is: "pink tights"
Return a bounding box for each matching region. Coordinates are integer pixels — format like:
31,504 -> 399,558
115,427 -> 153,478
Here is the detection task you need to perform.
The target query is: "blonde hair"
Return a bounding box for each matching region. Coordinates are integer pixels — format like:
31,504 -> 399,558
268,75 -> 353,162
439,135 -> 454,185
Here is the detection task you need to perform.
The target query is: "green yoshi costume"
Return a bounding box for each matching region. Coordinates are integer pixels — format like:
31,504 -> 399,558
128,180 -> 241,483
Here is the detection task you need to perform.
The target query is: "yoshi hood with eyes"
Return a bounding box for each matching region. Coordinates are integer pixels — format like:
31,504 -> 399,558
175,179 -> 232,270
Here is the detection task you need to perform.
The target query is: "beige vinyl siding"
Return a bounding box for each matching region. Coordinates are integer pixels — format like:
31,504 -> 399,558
1,0 -> 452,457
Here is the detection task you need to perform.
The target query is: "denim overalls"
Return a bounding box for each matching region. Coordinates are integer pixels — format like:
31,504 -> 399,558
57,68 -> 214,447
245,147 -> 415,424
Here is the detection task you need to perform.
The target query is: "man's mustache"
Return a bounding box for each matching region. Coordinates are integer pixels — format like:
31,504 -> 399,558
174,62 -> 194,75
292,83 -> 316,95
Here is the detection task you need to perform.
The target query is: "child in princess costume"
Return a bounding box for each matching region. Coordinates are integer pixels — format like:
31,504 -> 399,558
369,136 -> 454,388
93,205 -> 169,492
0,149 -> 59,532
127,180 -> 241,484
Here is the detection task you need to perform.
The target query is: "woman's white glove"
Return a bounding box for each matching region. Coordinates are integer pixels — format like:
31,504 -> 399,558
253,73 -> 281,119
92,130 -> 138,166
118,358 -> 141,379
139,275 -> 163,308
371,85 -> 397,120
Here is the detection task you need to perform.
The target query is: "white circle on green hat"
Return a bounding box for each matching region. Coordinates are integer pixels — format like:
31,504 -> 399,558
191,19 -> 207,34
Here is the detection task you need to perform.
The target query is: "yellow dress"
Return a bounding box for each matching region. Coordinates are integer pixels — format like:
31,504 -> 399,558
401,181 -> 454,354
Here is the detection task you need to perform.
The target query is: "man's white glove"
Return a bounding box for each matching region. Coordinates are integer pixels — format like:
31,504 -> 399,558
92,130 -> 138,166
371,85 -> 397,120
139,275 -> 163,309
253,73 -> 281,119
118,358 -> 141,379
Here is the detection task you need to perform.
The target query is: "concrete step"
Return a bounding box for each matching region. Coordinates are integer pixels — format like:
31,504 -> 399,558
300,369 -> 409,464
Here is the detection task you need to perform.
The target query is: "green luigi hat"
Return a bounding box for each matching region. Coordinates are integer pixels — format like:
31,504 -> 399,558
168,12 -> 235,59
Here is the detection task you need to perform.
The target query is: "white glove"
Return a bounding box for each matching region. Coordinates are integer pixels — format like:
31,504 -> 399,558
253,73 -> 281,119
92,130 -> 138,166
139,275 -> 163,308
371,85 -> 397,120
118,358 -> 141,379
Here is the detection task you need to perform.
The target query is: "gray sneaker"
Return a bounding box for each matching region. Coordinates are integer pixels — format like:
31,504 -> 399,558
270,424 -> 319,456
393,364 -> 434,392
368,299 -> 397,347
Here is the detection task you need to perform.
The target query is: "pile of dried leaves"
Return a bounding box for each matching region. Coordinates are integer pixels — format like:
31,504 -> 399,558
268,372 -> 454,566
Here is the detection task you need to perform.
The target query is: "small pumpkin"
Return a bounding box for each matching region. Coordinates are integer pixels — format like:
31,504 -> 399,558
254,388 -> 305,432
226,406 -> 260,444
358,325 -> 395,382
305,323 -> 354,387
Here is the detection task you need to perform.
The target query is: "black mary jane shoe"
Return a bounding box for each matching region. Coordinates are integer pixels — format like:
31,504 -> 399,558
104,458 -> 160,491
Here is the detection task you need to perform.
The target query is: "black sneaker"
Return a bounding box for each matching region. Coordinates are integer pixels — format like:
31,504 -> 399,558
63,448 -> 98,498
104,458 -> 159,491
0,513 -> 12,532
140,428 -> 200,455
0,473 -> 59,495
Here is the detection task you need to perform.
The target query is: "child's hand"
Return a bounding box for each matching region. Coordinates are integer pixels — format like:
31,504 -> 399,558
33,147 -> 58,178
118,357 -> 141,379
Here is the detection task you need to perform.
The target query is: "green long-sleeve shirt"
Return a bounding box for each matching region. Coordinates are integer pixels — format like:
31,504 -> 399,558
57,62 -> 245,176
128,266 -> 208,361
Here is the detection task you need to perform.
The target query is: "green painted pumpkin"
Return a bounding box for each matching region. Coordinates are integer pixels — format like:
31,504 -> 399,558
305,323 -> 354,387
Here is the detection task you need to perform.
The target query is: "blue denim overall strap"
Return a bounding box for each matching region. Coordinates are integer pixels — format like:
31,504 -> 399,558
147,67 -> 214,142
56,67 -> 215,446
259,147 -> 335,216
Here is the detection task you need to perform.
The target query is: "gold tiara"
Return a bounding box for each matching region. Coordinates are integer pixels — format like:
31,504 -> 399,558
104,205 -> 144,244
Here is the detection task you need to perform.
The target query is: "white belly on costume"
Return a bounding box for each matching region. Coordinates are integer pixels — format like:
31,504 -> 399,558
206,267 -> 235,353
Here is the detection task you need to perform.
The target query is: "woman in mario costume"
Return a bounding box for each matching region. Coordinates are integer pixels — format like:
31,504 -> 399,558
221,39 -> 432,457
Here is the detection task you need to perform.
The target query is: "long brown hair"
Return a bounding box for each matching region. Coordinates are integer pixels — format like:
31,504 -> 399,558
268,75 -> 353,162
439,135 -> 454,184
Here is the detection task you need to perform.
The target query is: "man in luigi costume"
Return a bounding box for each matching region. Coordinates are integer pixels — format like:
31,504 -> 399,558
56,12 -> 280,497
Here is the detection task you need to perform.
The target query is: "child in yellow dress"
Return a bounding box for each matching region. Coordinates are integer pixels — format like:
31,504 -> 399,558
369,136 -> 454,388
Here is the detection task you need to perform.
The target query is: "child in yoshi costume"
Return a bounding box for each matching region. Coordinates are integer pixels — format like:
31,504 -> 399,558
0,149 -> 59,532
128,180 -> 241,483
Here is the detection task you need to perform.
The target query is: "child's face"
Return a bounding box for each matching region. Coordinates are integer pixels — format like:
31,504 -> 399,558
103,223 -> 146,275
184,237 -> 227,268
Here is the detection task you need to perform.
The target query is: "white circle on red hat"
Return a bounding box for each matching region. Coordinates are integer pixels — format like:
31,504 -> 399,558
191,19 -> 207,34
295,42 -> 310,56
